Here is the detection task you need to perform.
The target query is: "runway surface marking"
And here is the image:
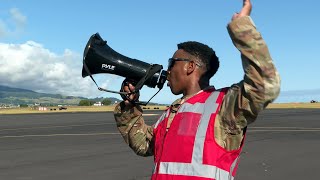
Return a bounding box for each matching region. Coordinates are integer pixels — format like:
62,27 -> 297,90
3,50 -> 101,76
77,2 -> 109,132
250,130 -> 320,132
0,132 -> 120,139
2,129 -> 319,139
0,120 -> 154,132
251,127 -> 320,129
249,126 -> 320,132
0,123 -> 111,132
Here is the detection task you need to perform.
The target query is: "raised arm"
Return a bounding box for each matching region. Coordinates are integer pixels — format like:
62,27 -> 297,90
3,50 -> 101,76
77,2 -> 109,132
219,0 -> 281,135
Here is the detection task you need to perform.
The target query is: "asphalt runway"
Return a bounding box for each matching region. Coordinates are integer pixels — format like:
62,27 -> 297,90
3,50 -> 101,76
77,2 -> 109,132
0,109 -> 319,180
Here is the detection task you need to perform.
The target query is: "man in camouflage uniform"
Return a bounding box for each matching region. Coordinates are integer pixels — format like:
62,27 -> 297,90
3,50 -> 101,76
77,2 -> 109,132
114,0 -> 280,179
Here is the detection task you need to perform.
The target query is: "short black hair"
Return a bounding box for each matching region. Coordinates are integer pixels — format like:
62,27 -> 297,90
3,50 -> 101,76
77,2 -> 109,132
177,41 -> 219,79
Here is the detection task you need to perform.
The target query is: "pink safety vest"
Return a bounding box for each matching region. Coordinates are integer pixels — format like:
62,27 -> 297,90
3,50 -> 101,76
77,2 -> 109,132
151,88 -> 244,180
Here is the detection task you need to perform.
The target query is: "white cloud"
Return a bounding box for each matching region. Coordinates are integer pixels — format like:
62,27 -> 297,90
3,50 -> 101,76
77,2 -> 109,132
0,8 -> 26,38
10,8 -> 27,28
0,41 -> 110,97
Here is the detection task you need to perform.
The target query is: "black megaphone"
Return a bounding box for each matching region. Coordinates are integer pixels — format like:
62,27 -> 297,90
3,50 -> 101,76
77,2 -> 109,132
82,33 -> 167,104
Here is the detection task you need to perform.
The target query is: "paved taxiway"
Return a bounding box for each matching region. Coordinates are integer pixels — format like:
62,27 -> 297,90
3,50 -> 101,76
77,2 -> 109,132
0,109 -> 319,180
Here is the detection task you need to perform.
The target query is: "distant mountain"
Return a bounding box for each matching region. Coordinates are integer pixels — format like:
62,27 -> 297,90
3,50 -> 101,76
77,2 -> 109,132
0,85 -> 121,106
0,85 -> 34,93
0,85 -> 70,99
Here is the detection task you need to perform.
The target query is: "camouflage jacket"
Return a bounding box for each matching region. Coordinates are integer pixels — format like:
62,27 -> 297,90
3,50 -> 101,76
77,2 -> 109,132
113,16 -> 281,156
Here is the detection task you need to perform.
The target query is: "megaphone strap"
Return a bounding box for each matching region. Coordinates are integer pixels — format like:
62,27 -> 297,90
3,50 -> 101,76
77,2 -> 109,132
83,62 -> 99,88
83,61 -> 127,95
134,64 -> 163,92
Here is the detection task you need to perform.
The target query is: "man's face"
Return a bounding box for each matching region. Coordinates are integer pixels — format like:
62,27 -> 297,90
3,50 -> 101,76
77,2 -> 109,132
167,49 -> 191,95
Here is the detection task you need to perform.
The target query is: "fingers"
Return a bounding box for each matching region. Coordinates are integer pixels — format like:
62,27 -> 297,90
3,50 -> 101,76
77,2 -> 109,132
232,0 -> 252,20
123,83 -> 132,93
232,13 -> 239,20
239,0 -> 252,17
128,83 -> 136,93
123,83 -> 136,94
121,81 -> 139,104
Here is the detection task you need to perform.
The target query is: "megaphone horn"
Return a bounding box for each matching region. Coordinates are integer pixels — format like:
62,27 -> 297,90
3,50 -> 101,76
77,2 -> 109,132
82,33 -> 167,104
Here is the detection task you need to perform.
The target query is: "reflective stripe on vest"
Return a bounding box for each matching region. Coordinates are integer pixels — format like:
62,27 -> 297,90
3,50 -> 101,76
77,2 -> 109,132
154,110 -> 169,129
158,161 -> 235,180
153,90 -> 238,180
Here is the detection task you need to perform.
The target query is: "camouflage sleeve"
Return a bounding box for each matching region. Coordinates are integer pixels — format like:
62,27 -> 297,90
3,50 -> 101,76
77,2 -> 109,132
113,102 -> 154,157
215,16 -> 281,150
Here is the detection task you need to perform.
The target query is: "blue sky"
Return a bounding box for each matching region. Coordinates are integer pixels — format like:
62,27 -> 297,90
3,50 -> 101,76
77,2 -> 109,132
1,0 -> 319,104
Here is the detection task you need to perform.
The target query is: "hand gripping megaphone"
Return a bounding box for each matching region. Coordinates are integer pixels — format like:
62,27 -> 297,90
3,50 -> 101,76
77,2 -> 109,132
82,33 -> 167,105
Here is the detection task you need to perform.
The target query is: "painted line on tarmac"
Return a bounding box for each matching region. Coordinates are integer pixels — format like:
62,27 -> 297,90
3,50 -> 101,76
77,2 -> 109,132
249,127 -> 320,132
250,129 -> 320,132
0,123 -> 110,132
2,129 -> 319,139
0,132 -> 120,139
251,126 -> 320,130
0,118 -> 157,132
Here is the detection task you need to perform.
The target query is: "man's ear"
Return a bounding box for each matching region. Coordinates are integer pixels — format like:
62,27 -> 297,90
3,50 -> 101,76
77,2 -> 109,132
186,61 -> 196,75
